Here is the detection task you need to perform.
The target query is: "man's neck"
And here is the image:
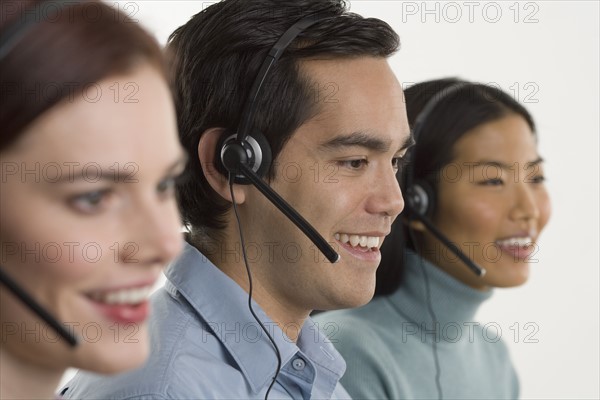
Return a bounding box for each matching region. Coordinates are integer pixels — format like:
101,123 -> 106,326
225,265 -> 310,342
189,234 -> 310,343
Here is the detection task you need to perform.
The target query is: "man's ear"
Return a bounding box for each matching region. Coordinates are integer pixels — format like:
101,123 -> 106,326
198,128 -> 247,204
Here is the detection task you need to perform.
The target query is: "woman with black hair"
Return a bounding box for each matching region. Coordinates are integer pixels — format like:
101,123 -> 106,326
316,78 -> 551,399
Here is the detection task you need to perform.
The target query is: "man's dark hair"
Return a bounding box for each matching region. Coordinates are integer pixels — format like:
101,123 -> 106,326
168,0 -> 400,241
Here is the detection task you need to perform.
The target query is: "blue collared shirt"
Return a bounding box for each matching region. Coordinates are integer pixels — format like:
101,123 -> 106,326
61,243 -> 350,399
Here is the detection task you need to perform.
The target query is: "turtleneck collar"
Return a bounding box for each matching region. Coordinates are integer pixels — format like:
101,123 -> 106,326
386,250 -> 493,328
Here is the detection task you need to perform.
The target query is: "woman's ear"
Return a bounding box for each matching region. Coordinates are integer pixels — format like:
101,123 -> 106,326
198,128 -> 247,204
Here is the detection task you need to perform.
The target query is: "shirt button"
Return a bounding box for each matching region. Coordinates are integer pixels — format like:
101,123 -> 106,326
292,358 -> 306,371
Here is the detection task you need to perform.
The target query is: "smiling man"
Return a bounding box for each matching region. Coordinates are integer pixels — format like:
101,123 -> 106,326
62,0 -> 412,398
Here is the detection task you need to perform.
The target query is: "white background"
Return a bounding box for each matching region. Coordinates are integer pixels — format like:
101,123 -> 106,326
62,1 -> 599,398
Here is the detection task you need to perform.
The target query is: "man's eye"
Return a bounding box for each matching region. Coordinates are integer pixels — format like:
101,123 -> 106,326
339,159 -> 368,170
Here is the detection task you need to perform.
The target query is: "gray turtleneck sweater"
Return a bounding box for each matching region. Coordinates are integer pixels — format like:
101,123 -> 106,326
315,251 -> 519,400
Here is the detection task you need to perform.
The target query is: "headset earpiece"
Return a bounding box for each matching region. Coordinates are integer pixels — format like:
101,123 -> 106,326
213,15 -> 326,186
216,129 -> 272,185
402,81 -> 485,277
404,82 -> 469,221
210,14 -> 339,264
405,179 -> 435,218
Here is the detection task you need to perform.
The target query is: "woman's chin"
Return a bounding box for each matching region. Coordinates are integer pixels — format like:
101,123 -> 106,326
482,260 -> 531,288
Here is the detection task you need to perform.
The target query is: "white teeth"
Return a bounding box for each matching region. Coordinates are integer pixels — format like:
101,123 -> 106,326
497,237 -> 533,248
367,236 -> 379,248
359,236 -> 368,247
335,233 -> 381,249
92,286 -> 152,305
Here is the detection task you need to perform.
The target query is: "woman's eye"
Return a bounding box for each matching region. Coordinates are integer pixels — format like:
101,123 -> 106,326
157,174 -> 184,196
528,175 -> 546,184
157,177 -> 176,195
479,178 -> 504,186
69,190 -> 110,214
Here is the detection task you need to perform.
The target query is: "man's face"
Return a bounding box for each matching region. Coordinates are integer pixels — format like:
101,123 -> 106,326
241,57 -> 411,313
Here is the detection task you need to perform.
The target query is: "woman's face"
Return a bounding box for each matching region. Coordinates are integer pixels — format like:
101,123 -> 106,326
421,114 -> 551,290
0,64 -> 185,373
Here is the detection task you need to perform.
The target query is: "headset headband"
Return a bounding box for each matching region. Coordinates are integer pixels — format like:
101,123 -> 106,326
236,14 -> 328,141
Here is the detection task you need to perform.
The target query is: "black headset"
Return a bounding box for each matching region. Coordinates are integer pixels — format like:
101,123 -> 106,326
402,82 -> 484,400
216,15 -> 340,399
215,16 -> 327,184
403,82 -> 486,277
404,83 -> 469,217
214,14 -> 340,264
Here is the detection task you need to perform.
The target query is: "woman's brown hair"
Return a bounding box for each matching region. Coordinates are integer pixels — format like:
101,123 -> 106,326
0,0 -> 166,150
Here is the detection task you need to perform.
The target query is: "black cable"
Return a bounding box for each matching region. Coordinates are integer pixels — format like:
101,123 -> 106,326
0,267 -> 78,346
228,174 -> 282,400
408,228 -> 443,400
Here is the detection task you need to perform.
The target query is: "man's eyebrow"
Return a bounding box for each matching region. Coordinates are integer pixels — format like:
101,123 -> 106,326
319,131 -> 412,153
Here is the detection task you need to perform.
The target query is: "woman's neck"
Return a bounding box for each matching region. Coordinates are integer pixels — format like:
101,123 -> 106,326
0,347 -> 64,399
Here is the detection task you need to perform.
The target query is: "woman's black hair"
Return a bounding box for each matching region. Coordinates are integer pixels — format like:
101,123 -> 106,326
375,77 -> 536,296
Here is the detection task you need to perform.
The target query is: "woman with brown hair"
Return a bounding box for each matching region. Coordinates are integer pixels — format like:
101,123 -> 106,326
0,1 -> 186,397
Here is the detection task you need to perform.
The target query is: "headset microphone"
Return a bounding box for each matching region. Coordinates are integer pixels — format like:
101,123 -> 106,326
218,15 -> 340,264
405,82 -> 486,277
404,203 -> 486,277
224,158 -> 340,264
403,82 -> 487,400
0,266 -> 78,346
218,16 -> 343,399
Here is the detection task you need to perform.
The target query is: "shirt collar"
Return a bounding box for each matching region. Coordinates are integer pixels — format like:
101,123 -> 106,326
164,242 -> 345,393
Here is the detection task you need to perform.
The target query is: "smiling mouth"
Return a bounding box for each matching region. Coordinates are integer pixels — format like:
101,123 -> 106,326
87,285 -> 153,305
495,236 -> 536,261
495,236 -> 533,248
85,285 -> 155,324
334,233 -> 383,252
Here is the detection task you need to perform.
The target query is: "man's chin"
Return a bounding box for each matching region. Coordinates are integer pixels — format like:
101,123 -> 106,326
320,288 -> 376,311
